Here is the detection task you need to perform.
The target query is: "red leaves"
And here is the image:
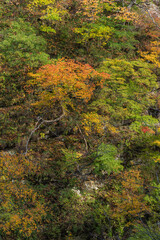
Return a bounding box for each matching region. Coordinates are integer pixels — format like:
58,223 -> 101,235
141,126 -> 155,134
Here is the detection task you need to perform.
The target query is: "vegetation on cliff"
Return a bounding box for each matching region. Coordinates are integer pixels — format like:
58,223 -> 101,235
0,0 -> 160,239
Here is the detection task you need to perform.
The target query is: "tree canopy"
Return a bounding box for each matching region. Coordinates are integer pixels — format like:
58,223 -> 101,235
0,0 -> 160,239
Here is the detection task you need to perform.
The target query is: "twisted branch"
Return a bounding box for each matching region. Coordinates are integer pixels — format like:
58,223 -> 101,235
24,108 -> 65,155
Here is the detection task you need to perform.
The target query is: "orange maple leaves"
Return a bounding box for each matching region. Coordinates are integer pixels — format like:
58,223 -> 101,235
28,58 -> 109,110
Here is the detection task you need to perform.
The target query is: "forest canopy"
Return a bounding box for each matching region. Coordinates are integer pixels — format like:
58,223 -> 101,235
0,0 -> 160,239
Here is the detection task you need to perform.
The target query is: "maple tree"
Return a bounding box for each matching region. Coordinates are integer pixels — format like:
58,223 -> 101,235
28,59 -> 108,106
27,58 -> 110,141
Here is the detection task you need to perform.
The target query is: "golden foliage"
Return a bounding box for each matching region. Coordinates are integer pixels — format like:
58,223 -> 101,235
0,154 -> 47,238
107,169 -> 149,225
139,41 -> 160,68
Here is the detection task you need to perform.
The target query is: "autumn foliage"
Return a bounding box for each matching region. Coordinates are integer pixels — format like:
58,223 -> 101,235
1,0 -> 160,239
28,58 -> 109,107
0,153 -> 47,238
107,169 -> 149,223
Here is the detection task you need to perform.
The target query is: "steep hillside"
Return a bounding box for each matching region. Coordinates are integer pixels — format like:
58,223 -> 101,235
0,1 -> 160,239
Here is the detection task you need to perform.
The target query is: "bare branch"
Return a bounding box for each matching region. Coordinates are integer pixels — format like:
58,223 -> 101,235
127,0 -> 160,30
146,8 -> 160,30
127,0 -> 137,9
42,108 -> 65,123
77,124 -> 89,152
24,108 -> 65,155
24,118 -> 43,155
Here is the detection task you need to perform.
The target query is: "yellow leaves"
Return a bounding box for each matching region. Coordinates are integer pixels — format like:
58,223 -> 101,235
2,205 -> 46,237
10,214 -> 21,227
139,41 -> 160,68
0,175 -> 6,181
78,0 -> 102,21
152,140 -> 160,147
106,124 -> 119,134
107,169 -> 149,223
40,25 -> 56,33
76,152 -> 83,158
135,11 -> 160,69
1,183 -> 47,237
114,7 -> 138,22
105,2 -> 138,23
151,140 -> 160,162
80,111 -> 118,137
28,0 -> 67,33
140,52 -> 160,68
74,25 -> 113,45
154,157 -> 160,163
81,112 -> 105,136
103,0 -> 117,12
0,153 -> 47,238
0,153 -> 39,180
40,132 -> 46,139
28,0 -> 54,7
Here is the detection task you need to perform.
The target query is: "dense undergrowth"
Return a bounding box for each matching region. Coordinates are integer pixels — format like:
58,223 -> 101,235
0,0 -> 160,239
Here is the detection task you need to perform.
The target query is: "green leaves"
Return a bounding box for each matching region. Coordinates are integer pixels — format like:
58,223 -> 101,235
0,1 -> 160,239
94,143 -> 123,175
128,223 -> 160,240
130,115 -> 159,133
92,58 -> 157,124
0,19 -> 50,67
0,18 -> 50,106
74,23 -> 113,45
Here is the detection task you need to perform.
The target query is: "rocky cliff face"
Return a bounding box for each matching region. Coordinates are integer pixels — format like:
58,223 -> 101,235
149,2 -> 160,18
153,0 -> 160,6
